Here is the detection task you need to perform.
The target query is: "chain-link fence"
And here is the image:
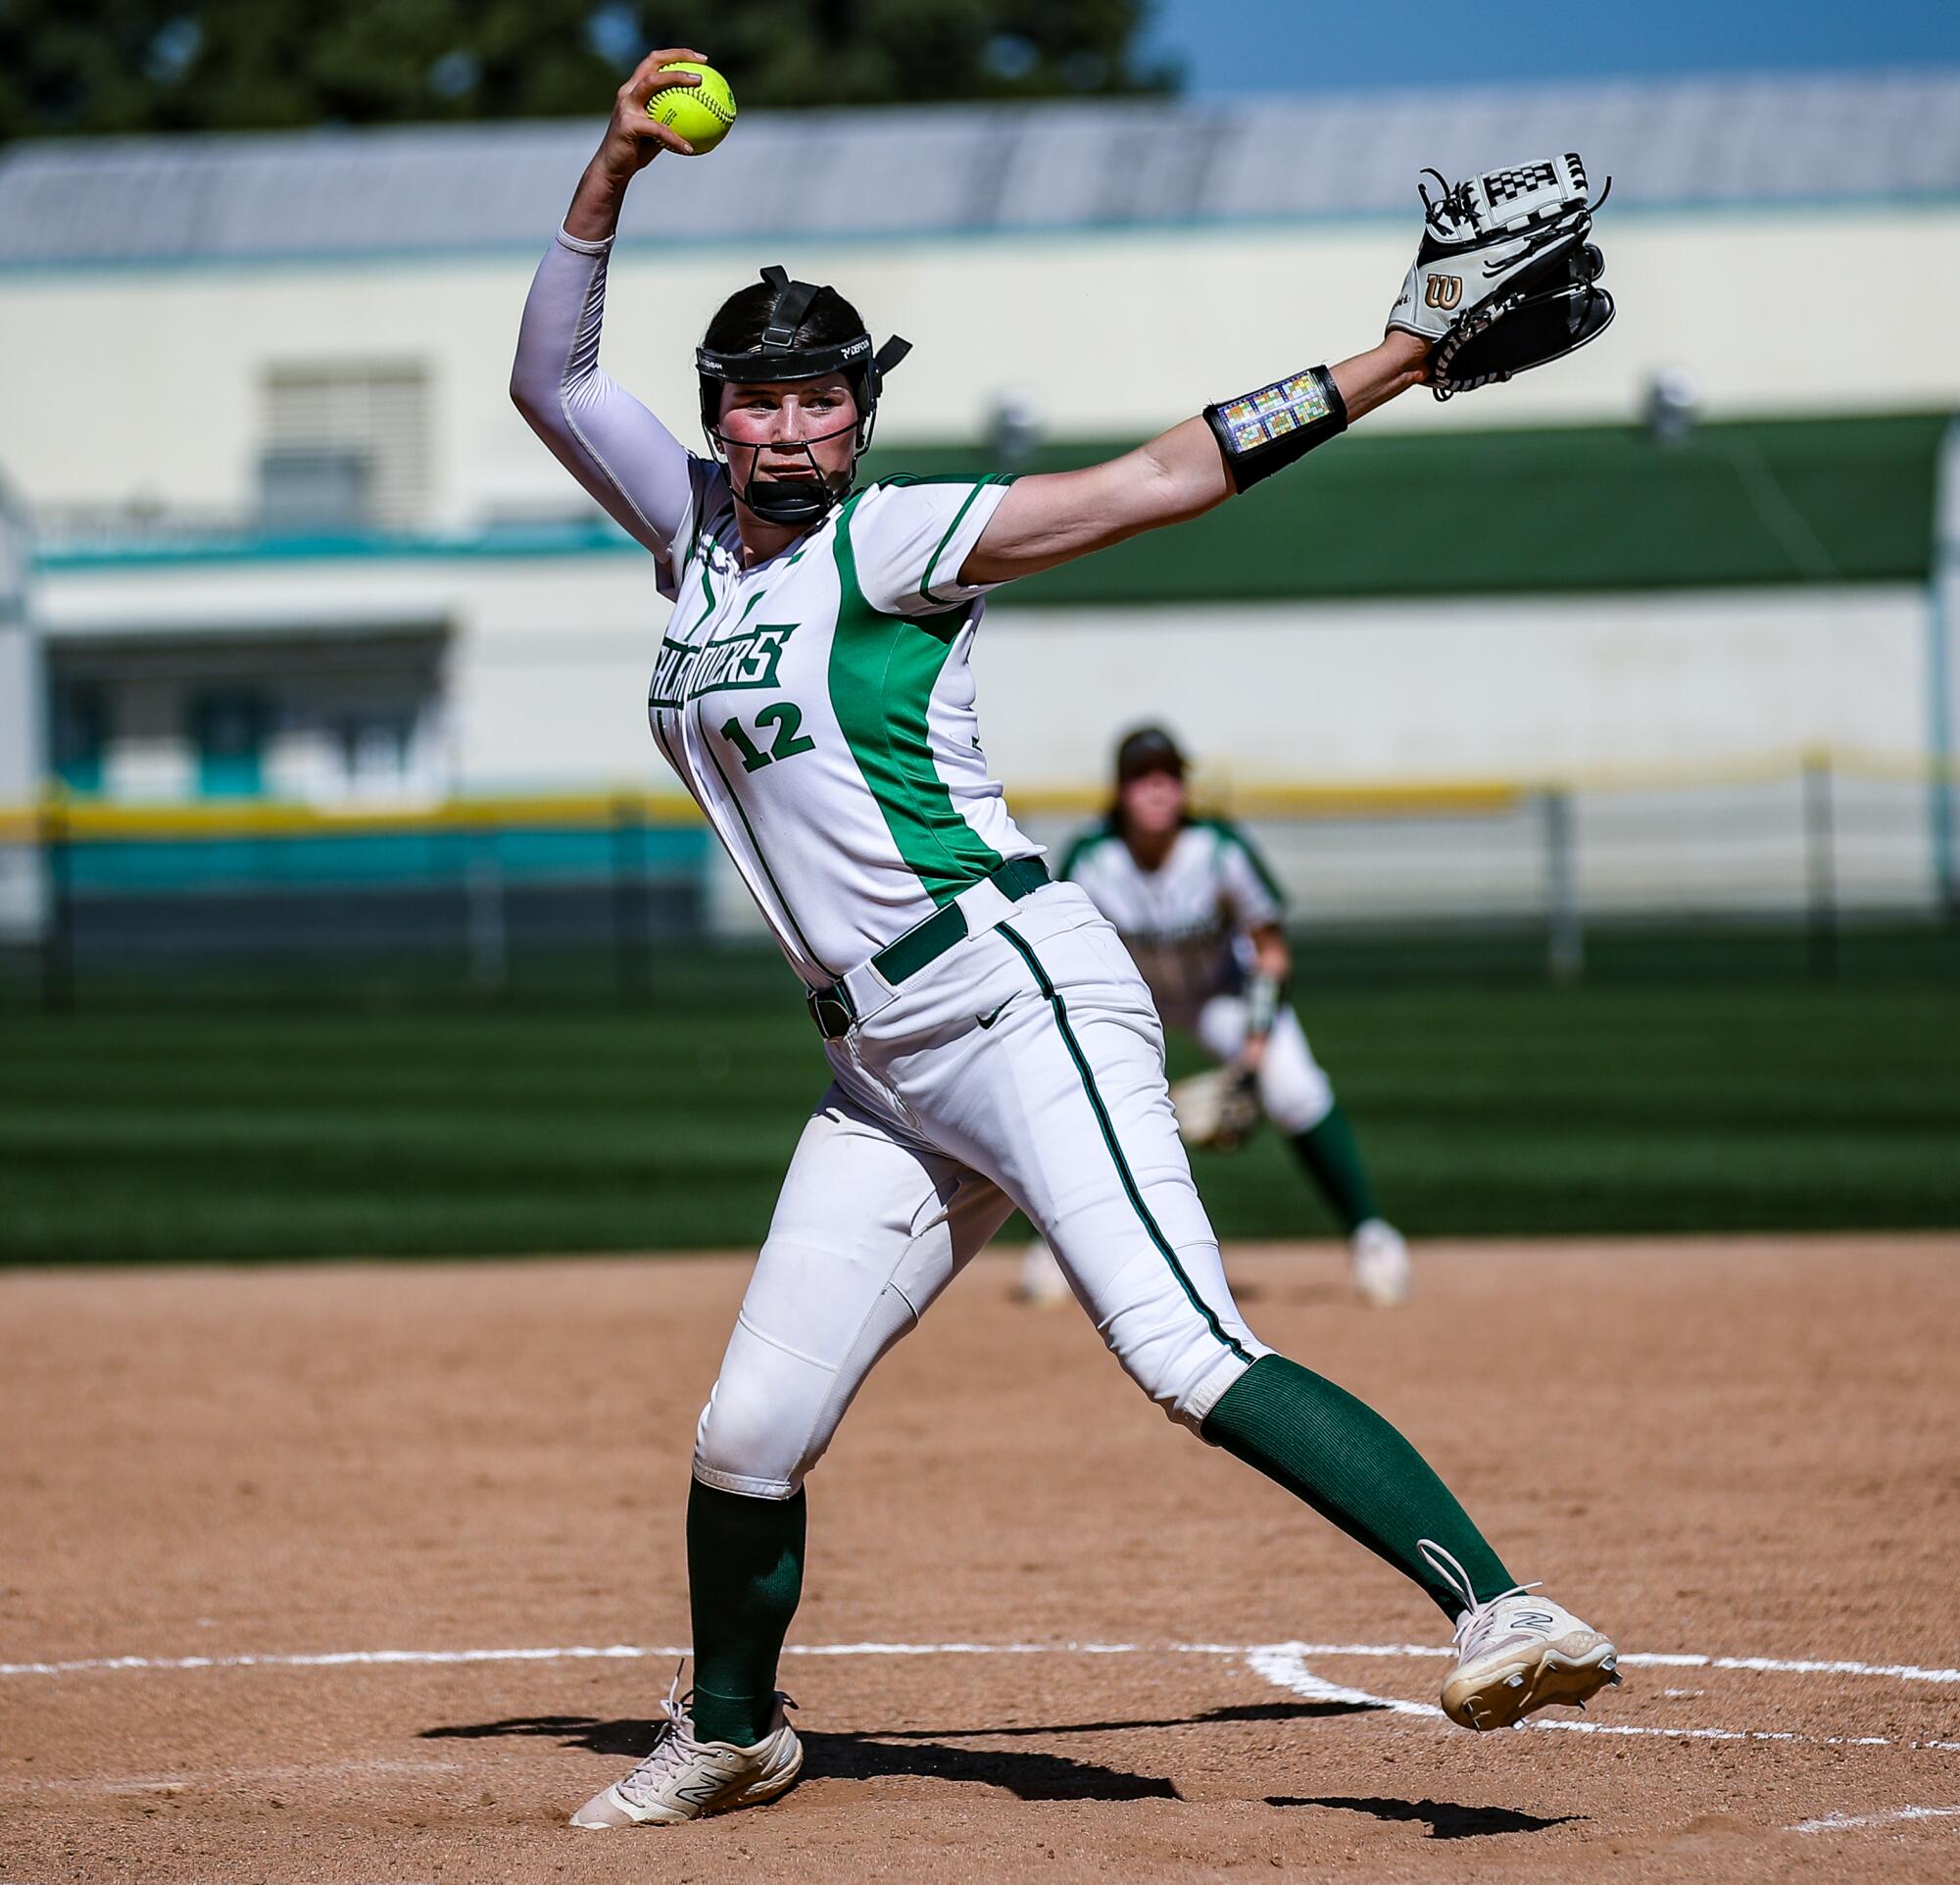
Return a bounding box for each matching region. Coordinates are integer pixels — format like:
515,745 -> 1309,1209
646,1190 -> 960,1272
3,753 -> 1956,1011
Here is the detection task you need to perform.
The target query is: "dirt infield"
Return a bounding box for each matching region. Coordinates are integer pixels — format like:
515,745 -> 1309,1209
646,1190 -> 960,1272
4,1236 -> 1957,1883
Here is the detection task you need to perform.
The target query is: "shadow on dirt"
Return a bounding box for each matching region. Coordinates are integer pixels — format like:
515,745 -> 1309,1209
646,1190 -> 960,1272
1268,1795 -> 1587,1839
423,1714 -> 665,1759
801,1729 -> 1178,1801
422,1697 -> 1372,1761
868,1699 -> 1382,1738
420,1701 -> 1382,1805
419,1712 -> 1185,1802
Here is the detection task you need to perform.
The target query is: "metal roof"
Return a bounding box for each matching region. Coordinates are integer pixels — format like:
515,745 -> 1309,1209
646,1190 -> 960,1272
1,68 -> 1955,267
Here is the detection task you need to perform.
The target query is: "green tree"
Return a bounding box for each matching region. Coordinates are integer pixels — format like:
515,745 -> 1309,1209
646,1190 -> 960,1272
0,0 -> 1171,141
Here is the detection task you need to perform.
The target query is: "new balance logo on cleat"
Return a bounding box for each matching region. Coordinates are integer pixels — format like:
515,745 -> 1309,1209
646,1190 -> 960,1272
569,1671 -> 803,1829
1420,1541 -> 1622,1733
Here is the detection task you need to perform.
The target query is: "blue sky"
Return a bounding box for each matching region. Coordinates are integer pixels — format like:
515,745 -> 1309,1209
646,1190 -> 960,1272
1142,0 -> 1955,92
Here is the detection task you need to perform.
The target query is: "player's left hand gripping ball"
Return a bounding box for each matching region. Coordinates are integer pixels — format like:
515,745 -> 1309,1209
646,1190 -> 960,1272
647,62 -> 737,154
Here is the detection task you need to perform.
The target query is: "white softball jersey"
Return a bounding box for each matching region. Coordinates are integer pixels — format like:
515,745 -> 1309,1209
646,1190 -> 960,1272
1060,818 -> 1287,1018
648,463 -> 1042,984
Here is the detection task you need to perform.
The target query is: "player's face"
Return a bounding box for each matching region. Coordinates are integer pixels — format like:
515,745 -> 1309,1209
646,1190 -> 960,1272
1120,768 -> 1186,838
718,375 -> 860,488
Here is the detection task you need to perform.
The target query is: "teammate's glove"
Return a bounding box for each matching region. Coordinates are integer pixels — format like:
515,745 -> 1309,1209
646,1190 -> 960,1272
1170,1067 -> 1262,1154
1387,154 -> 1614,401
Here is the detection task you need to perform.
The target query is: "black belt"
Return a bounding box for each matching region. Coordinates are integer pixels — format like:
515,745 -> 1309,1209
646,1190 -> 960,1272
807,856 -> 1050,1039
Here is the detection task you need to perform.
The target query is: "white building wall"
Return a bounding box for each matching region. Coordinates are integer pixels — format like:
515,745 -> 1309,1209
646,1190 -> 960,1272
35,554 -> 1931,789
2,203 -> 1955,526
33,551 -> 1943,924
450,557 -> 681,788
975,585 -> 1930,790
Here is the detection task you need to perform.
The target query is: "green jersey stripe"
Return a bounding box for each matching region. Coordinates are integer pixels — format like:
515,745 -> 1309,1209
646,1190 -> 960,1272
830,493 -> 1005,906
997,921 -> 1250,1364
1058,821 -> 1119,880
1204,818 -> 1287,908
916,474 -> 1008,606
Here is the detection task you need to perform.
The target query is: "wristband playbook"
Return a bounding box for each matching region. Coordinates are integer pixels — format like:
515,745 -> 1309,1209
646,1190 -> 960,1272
1205,367 -> 1348,490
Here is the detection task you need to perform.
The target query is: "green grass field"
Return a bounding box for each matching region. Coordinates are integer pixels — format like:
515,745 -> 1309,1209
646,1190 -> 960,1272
3,971 -> 1957,1263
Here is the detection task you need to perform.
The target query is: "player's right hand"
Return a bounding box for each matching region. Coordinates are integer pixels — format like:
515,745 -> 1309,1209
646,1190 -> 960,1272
599,48 -> 708,174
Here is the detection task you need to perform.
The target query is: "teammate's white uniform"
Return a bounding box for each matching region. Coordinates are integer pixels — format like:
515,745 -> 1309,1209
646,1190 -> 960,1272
1062,818 -> 1335,1135
513,226 -> 1267,1497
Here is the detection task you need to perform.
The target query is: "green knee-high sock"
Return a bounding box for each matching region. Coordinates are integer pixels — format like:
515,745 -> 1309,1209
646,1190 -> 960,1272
1290,1103 -> 1381,1234
1202,1354 -> 1512,1619
687,1478 -> 806,1746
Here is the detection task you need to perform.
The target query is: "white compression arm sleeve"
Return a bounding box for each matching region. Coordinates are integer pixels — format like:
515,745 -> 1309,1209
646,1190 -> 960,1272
510,227 -> 696,560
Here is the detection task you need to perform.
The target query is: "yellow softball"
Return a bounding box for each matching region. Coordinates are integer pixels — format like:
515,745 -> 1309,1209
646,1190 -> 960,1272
647,62 -> 737,154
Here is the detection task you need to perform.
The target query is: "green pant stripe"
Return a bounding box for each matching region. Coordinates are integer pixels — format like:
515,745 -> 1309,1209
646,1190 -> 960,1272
997,921 -> 1250,1364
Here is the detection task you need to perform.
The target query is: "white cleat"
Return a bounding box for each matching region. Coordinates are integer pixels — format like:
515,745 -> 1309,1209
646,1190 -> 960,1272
1421,1541 -> 1621,1732
569,1671 -> 803,1828
1350,1218 -> 1412,1308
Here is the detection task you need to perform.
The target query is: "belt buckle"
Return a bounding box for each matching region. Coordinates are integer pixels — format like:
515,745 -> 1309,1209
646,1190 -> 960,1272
808,986 -> 855,1038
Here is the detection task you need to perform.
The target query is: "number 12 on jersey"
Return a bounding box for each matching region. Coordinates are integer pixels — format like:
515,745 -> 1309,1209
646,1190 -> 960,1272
720,702 -> 816,773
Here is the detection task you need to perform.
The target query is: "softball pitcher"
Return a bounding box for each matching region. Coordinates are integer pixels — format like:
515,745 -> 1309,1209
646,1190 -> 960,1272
1020,724 -> 1411,1310
513,50 -> 1621,1830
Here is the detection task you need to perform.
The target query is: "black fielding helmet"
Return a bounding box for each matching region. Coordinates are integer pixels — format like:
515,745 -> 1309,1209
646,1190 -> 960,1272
1115,724 -> 1189,783
696,266 -> 911,526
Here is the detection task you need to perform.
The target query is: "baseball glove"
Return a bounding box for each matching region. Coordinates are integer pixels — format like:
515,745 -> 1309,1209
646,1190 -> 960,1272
1170,1067 -> 1262,1154
1388,153 -> 1614,400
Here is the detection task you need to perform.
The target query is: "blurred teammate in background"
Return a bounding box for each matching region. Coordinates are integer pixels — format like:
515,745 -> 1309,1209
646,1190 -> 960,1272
1019,725 -> 1411,1309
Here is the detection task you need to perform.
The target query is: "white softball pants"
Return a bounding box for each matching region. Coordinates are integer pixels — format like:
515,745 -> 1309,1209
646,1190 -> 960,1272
1175,996 -> 1337,1137
693,883 -> 1268,1499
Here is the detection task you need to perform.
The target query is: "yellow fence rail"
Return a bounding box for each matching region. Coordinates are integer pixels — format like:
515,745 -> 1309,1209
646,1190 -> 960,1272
3,746 -> 1954,845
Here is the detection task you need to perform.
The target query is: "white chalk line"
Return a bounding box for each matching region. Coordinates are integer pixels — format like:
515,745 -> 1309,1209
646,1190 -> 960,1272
0,1643 -> 700,1677
1789,1805 -> 1960,1834
6,1639 -> 1958,1819
5,1636 -> 1955,1760
4,1637 -> 1954,1684
1243,1648 -> 1960,1757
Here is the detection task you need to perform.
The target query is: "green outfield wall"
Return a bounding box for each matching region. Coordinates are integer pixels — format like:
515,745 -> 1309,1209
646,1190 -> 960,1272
36,414 -> 1946,602
861,413 -> 1947,603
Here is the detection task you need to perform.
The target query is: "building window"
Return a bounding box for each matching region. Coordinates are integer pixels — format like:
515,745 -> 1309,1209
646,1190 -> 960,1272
50,681 -> 108,795
260,363 -> 430,530
191,691 -> 269,799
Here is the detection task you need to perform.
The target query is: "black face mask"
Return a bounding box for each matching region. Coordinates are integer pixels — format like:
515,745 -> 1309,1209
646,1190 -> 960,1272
712,411 -> 861,528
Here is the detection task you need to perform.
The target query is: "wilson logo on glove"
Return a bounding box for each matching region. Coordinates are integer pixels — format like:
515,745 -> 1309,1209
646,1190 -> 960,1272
1388,151 -> 1615,400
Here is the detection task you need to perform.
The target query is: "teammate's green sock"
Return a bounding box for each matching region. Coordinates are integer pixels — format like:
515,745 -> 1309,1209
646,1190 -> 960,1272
1201,1354 -> 1512,1618
1289,1103 -> 1381,1234
686,1478 -> 806,1746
